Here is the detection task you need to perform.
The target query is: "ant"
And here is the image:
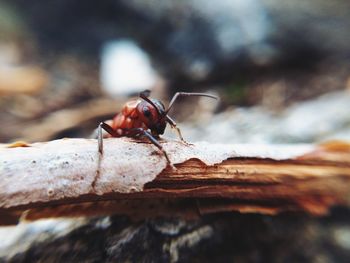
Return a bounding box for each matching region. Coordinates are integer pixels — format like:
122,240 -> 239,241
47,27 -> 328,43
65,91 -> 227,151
98,90 -> 218,165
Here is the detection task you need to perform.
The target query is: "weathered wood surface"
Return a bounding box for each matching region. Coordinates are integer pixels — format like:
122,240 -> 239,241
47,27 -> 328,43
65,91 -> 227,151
1,138 -> 350,224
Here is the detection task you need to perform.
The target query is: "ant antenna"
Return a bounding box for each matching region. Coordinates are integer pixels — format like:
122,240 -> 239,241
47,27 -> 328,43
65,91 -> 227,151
139,90 -> 218,117
140,90 -> 151,98
165,92 -> 218,115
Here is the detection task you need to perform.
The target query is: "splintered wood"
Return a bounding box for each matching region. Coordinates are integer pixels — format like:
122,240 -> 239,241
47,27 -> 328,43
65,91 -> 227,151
0,138 -> 350,224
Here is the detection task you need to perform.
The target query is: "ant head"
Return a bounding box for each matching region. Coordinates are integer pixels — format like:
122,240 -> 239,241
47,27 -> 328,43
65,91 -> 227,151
138,89 -> 218,135
137,97 -> 167,135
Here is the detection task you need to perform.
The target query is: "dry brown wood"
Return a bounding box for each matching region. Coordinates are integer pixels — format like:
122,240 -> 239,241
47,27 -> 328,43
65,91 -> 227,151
1,138 -> 350,225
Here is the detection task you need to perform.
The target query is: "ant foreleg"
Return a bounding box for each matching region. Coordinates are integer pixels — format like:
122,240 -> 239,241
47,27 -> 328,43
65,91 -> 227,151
165,115 -> 188,144
98,122 -> 118,155
127,128 -> 174,168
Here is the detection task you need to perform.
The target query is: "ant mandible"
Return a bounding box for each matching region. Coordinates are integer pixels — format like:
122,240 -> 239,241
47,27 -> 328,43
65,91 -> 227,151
98,90 -> 218,165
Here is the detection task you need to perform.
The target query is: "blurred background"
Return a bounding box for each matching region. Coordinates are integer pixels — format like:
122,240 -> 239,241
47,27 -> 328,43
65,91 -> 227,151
1,1 -> 350,262
1,0 -> 350,145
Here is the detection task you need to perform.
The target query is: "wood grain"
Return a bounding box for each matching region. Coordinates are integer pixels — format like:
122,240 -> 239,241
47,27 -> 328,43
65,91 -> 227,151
1,138 -> 349,224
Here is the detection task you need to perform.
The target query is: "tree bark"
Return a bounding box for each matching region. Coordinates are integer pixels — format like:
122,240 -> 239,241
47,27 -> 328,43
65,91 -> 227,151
1,138 -> 350,224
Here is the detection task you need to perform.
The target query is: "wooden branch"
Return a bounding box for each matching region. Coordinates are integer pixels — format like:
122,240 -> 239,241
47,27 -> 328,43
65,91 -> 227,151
1,138 -> 350,225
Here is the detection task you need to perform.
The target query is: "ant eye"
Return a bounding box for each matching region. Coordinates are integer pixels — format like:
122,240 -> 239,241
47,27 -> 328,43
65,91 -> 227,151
143,107 -> 151,117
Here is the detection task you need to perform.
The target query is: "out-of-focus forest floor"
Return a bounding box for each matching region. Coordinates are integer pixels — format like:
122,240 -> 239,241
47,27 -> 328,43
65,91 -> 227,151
0,1 -> 350,145
1,40 -> 350,144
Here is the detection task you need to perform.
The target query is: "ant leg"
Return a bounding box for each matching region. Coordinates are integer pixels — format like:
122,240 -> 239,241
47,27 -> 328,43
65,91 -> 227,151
95,122 -> 117,189
127,128 -> 174,167
165,115 -> 188,144
98,122 -> 118,154
172,125 -> 186,143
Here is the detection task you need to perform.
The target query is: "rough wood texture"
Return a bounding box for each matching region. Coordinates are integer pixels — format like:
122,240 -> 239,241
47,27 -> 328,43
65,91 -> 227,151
1,138 -> 350,224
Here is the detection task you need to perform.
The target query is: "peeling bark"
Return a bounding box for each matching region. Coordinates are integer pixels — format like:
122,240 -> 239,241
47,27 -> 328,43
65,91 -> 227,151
1,138 -> 350,224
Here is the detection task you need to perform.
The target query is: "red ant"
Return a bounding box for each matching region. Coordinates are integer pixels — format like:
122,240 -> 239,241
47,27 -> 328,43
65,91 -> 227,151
98,90 -> 218,165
